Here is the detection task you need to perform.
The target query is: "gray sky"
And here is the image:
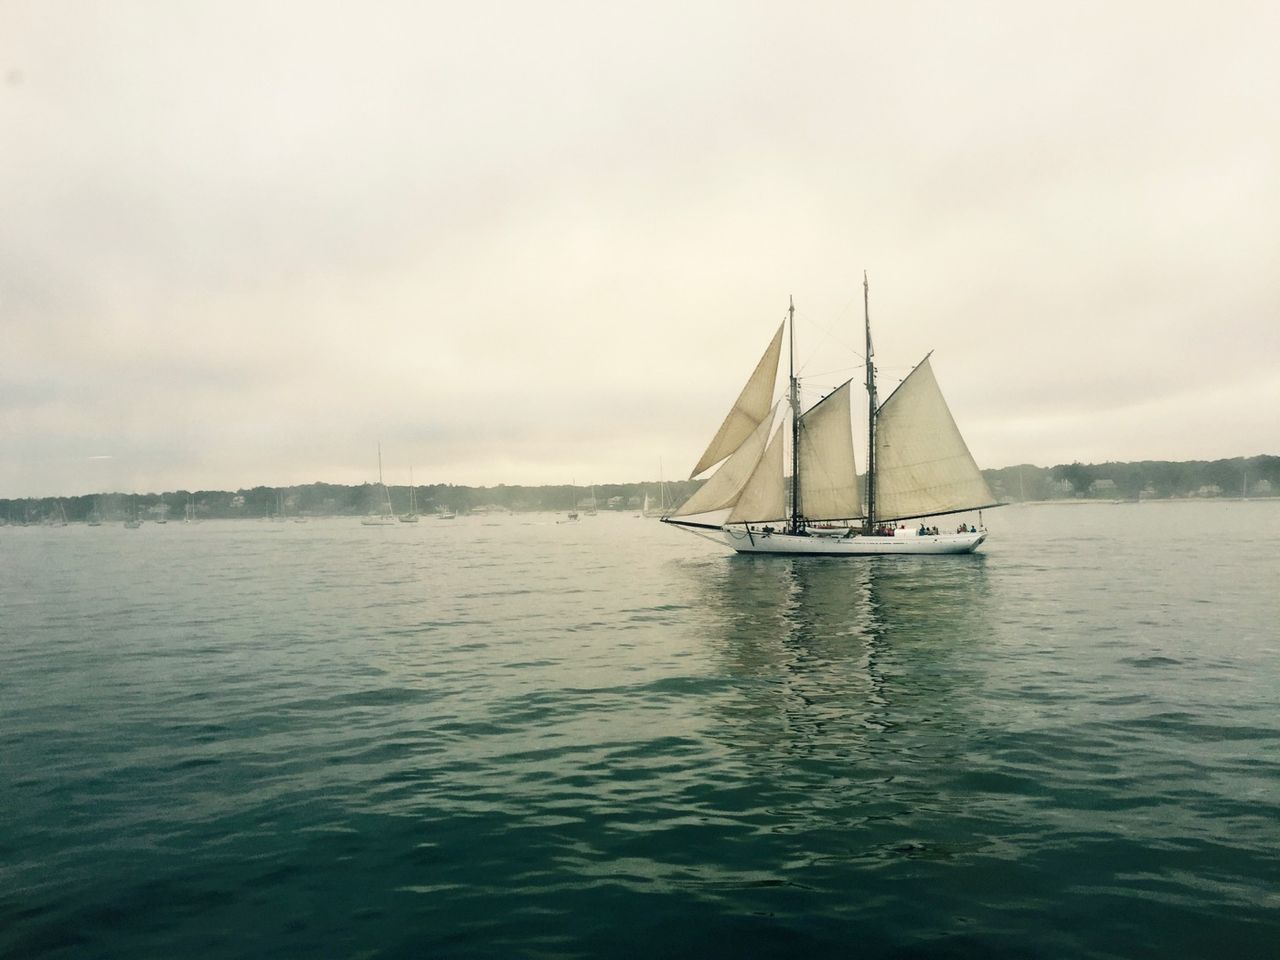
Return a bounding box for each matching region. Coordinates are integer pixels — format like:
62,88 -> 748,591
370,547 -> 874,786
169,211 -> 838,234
3,1 -> 1278,497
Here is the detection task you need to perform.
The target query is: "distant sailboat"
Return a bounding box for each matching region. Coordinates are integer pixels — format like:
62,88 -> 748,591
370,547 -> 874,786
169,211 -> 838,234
267,490 -> 287,522
663,276 -> 1000,555
292,492 -> 308,523
561,481 -> 579,523
585,486 -> 597,516
361,443 -> 398,525
400,467 -> 420,522
642,465 -> 669,518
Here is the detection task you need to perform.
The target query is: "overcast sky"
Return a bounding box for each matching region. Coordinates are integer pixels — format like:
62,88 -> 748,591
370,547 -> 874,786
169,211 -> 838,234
3,1 -> 1277,497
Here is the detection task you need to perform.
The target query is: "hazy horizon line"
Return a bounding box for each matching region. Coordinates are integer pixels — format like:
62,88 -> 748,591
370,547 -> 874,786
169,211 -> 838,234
4,453 -> 1277,501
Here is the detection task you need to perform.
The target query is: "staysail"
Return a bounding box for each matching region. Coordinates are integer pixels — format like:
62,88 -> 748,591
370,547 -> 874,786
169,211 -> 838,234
671,407 -> 777,518
727,425 -> 787,523
873,356 -> 996,521
689,322 -> 785,477
797,380 -> 861,521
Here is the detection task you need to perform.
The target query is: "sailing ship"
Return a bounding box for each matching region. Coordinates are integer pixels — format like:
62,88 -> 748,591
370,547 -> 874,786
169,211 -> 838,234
400,467 -> 420,522
361,444 -> 398,525
662,275 -> 1000,555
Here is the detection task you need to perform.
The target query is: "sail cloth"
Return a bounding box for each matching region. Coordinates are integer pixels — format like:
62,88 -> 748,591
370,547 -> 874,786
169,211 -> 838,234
672,406 -> 777,518
797,380 -> 862,520
874,357 -> 996,521
689,322 -> 785,478
727,425 -> 786,523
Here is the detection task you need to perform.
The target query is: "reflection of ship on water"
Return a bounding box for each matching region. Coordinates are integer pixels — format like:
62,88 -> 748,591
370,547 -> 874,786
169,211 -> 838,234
691,555 -> 992,759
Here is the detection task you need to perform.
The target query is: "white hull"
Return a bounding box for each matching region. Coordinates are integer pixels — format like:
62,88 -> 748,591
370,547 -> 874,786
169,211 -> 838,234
722,526 -> 986,556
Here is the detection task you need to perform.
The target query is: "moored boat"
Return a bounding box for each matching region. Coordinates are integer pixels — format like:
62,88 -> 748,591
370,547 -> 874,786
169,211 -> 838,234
361,443 -> 398,525
400,466 -> 420,522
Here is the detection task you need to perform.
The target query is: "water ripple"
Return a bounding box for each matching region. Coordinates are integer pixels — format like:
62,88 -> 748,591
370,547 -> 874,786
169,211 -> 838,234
2,508 -> 1279,957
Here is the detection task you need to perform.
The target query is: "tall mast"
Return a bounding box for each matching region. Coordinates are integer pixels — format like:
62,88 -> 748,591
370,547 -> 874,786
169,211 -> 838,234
863,272 -> 878,533
378,442 -> 390,515
788,296 -> 801,534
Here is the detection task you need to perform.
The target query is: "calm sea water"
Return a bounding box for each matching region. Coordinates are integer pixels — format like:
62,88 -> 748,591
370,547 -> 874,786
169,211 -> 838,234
2,503 -> 1278,959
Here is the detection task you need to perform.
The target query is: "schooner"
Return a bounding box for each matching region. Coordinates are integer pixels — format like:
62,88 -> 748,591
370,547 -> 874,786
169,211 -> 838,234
662,275 -> 1001,555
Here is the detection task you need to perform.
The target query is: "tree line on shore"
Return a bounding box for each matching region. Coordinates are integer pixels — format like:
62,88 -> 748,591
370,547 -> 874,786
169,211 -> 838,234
0,479 -> 703,523
4,456 -> 1276,523
985,455 -> 1278,502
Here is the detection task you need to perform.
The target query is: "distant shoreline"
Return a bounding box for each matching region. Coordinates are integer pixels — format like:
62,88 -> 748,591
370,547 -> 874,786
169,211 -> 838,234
1011,496 -> 1277,506
4,454 -> 1277,523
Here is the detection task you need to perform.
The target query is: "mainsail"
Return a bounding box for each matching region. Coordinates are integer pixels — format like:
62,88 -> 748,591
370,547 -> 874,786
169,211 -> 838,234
689,322 -> 785,478
727,425 -> 787,523
797,380 -> 861,521
873,356 -> 997,521
671,407 -> 777,518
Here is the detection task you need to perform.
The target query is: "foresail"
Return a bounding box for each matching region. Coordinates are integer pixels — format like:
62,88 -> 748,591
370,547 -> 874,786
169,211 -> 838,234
672,406 -> 776,518
798,380 -> 862,521
874,357 -> 996,521
727,425 -> 786,523
689,322 -> 785,478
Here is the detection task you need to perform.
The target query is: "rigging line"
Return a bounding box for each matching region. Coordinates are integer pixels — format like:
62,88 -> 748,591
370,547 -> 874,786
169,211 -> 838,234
796,300 -> 865,371
801,365 -> 865,381
793,350 -> 865,381
796,342 -> 867,376
793,306 -> 866,378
